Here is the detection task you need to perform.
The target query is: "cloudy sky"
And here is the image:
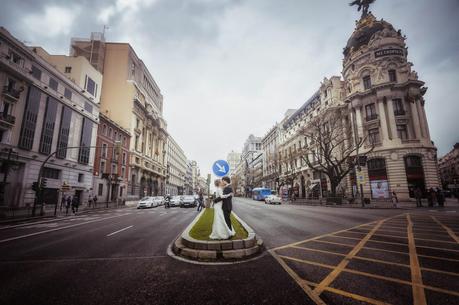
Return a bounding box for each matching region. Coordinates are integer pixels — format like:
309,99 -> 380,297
1,0 -> 458,176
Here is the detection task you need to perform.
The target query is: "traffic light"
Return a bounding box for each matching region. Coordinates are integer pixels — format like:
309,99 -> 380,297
40,178 -> 47,189
32,182 -> 39,192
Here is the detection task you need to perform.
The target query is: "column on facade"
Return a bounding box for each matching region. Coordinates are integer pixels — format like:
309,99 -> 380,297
416,99 -> 430,139
377,99 -> 389,142
386,98 -> 397,139
409,98 -> 421,139
354,106 -> 364,142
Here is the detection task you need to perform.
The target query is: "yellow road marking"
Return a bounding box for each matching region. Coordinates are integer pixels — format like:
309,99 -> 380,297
279,254 -> 459,297
302,279 -> 392,305
269,250 -> 326,305
431,216 -> 459,243
407,214 -> 427,305
314,219 -> 385,295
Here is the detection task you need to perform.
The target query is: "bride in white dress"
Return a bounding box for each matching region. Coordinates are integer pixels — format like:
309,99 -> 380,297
209,179 -> 235,240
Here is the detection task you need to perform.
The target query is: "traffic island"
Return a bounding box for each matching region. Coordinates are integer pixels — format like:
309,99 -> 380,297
172,208 -> 263,262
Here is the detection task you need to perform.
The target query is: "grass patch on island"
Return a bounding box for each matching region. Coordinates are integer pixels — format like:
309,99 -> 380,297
189,208 -> 248,241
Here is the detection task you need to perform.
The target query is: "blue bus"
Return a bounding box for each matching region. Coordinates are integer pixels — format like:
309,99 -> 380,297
252,188 -> 272,201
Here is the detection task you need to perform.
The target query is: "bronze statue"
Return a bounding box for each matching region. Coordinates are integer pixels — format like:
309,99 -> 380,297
349,0 -> 376,17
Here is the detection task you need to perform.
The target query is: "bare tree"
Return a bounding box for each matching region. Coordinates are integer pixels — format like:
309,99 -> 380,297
295,107 -> 373,199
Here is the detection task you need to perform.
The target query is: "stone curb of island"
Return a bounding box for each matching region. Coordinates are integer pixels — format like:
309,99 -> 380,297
172,210 -> 264,261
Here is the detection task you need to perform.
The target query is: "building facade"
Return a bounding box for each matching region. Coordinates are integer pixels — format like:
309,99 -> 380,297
0,27 -> 99,209
227,150 -> 241,176
165,136 -> 187,196
239,134 -> 262,196
438,143 -> 459,193
71,35 -> 168,200
275,12 -> 440,201
92,113 -> 130,203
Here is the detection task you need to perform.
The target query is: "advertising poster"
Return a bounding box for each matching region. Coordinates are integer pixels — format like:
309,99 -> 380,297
370,180 -> 389,199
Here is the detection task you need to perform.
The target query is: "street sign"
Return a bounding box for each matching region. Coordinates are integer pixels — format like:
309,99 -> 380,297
212,160 -> 229,177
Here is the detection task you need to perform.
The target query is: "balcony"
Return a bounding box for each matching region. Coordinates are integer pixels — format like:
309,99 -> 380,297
366,114 -> 378,121
394,109 -> 406,116
0,112 -> 15,126
2,86 -> 21,101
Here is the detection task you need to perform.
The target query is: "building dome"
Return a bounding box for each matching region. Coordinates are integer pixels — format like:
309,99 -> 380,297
343,13 -> 395,57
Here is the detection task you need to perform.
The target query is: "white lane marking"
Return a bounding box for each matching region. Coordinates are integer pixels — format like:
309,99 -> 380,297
0,214 -> 130,244
159,212 -> 167,216
106,225 -> 133,237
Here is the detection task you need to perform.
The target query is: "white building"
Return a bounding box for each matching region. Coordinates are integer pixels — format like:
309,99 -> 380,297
227,150 -> 241,176
165,136 -> 187,196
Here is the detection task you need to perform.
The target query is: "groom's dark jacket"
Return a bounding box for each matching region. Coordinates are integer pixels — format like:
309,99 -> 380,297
214,185 -> 233,212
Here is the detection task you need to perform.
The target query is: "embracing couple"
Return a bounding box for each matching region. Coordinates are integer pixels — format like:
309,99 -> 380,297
209,176 -> 235,240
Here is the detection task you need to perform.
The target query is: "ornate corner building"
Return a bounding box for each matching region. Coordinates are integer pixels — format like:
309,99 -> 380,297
343,13 -> 439,200
274,11 -> 440,201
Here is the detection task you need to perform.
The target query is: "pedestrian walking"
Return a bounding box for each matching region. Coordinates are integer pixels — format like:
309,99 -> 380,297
428,188 -> 437,207
391,191 -> 398,208
71,196 -> 79,215
65,196 -> 71,216
436,188 -> 445,207
93,195 -> 98,208
60,195 -> 66,211
197,192 -> 204,211
88,195 -> 93,208
414,187 -> 423,207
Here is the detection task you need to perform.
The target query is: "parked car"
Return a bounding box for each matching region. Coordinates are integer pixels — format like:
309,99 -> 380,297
265,194 -> 282,205
137,197 -> 155,209
170,196 -> 183,207
151,196 -> 164,207
181,195 -> 198,208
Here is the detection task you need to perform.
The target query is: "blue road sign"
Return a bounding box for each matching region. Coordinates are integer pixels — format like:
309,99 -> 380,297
212,160 -> 229,177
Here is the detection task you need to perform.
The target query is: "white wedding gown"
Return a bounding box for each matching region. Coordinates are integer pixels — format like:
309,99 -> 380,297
209,188 -> 235,240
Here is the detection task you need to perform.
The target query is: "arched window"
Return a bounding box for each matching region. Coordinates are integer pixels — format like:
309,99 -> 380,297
404,155 -> 425,197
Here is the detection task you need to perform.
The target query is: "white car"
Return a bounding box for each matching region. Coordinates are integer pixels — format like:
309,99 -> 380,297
137,197 -> 155,208
265,195 -> 282,205
170,196 -> 182,207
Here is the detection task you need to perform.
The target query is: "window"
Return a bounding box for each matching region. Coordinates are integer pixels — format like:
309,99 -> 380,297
49,78 -> 58,91
9,51 -> 23,66
405,155 -> 422,168
64,66 -> 72,73
84,102 -> 93,113
64,88 -> 72,100
19,86 -> 41,150
135,135 -> 139,151
102,124 -> 107,135
102,143 -> 107,158
31,66 -> 42,80
368,128 -> 380,144
100,160 -> 106,174
98,184 -> 103,196
78,118 -> 93,164
108,128 -> 112,138
78,173 -> 84,182
363,75 -> 371,90
397,124 -> 408,140
122,152 -> 127,165
393,99 -> 405,116
112,164 -> 117,175
39,96 -> 58,154
121,166 -> 126,178
85,75 -> 96,96
389,69 -> 397,82
43,167 -> 60,179
136,118 -> 140,129
56,106 -> 72,159
365,103 -> 378,121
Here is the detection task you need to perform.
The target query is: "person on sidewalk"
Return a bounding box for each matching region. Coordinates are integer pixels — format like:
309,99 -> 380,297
428,188 -> 437,207
60,195 -> 66,211
65,196 -> 71,216
414,187 -> 423,207
88,195 -> 93,208
71,196 -> 79,215
436,188 -> 445,207
391,191 -> 398,208
93,195 -> 98,208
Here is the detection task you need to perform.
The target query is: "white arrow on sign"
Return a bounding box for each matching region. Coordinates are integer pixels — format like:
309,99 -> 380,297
216,163 -> 226,173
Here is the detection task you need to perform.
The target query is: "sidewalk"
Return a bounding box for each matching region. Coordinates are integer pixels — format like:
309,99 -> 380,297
0,201 -> 130,224
286,197 -> 459,209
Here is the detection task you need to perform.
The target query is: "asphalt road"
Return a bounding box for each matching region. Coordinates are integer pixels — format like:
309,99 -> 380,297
0,198 -> 457,305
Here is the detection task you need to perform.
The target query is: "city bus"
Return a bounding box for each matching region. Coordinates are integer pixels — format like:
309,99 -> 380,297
252,188 -> 272,201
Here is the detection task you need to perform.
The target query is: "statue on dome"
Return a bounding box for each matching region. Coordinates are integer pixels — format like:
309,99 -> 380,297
349,0 -> 376,18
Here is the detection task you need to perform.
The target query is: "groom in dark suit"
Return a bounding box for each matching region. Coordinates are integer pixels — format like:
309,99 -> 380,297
214,176 -> 233,230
